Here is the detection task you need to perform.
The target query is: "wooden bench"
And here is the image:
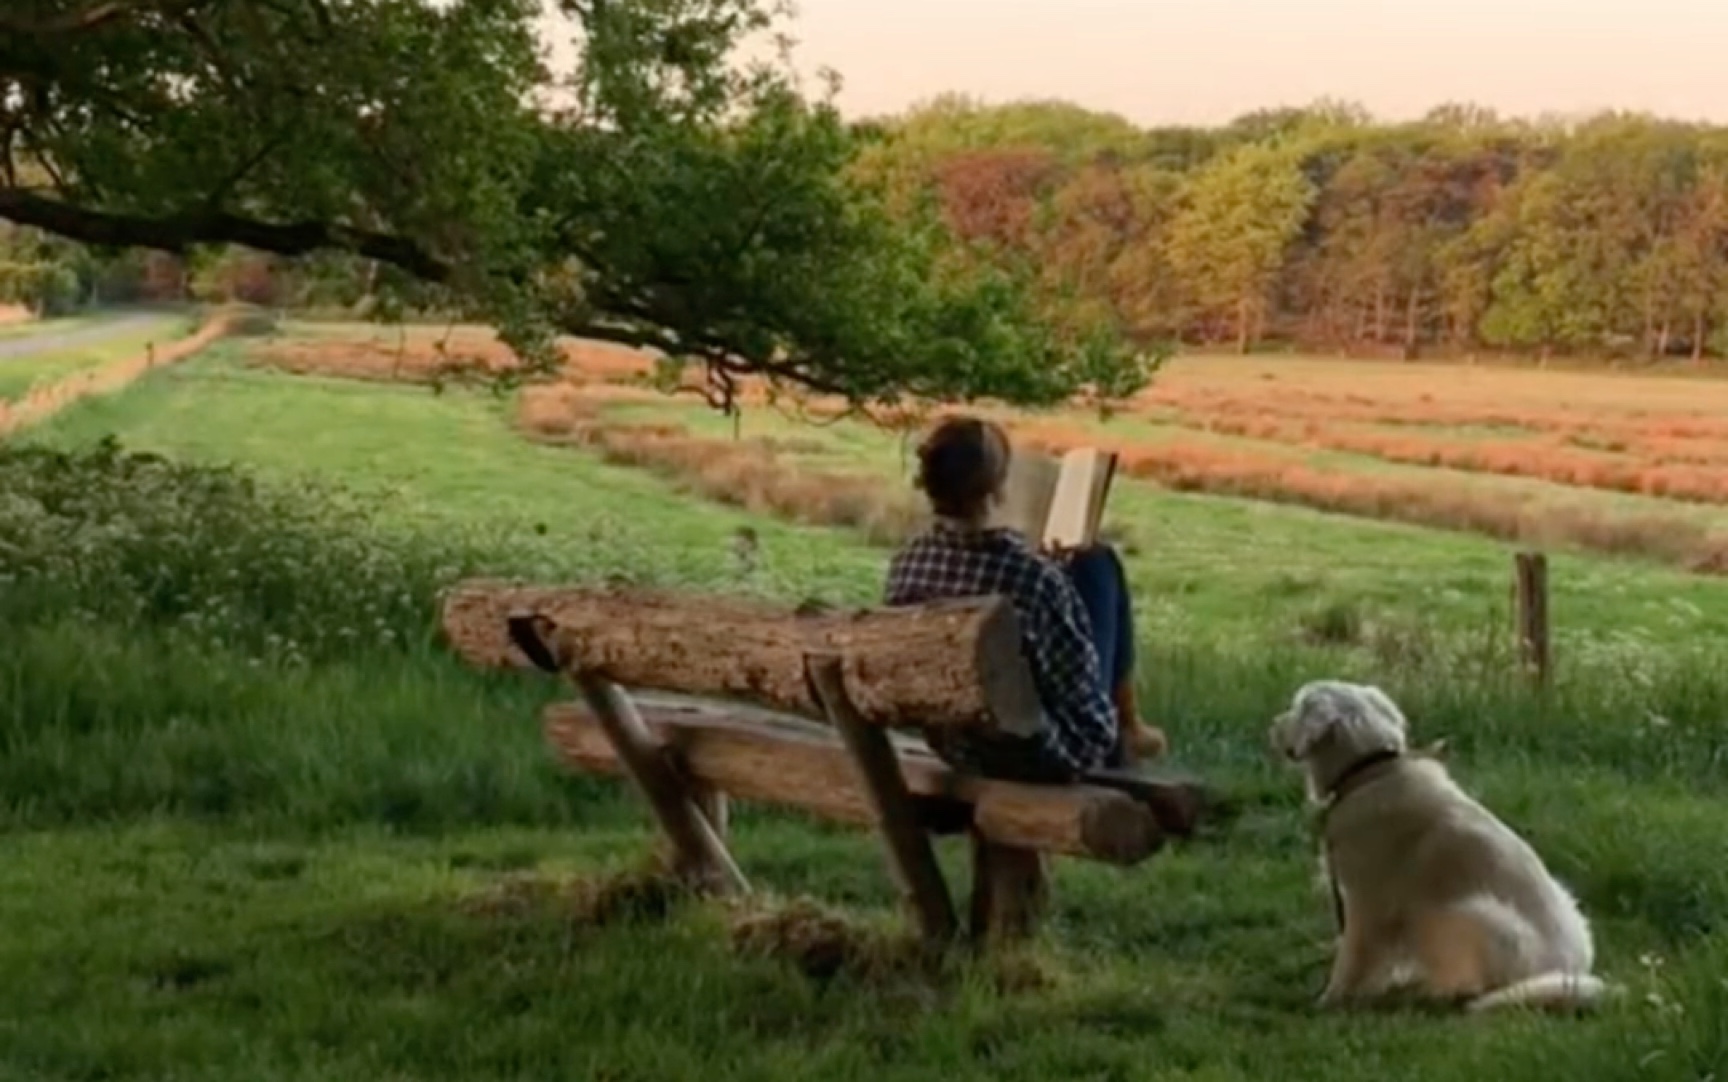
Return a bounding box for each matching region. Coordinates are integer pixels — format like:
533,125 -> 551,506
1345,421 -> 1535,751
441,579 -> 1206,949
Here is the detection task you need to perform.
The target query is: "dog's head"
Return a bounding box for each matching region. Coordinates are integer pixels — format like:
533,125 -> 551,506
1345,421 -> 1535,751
1268,680 -> 1409,775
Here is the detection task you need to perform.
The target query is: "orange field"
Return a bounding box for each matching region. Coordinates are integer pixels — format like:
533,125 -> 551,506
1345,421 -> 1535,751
254,324 -> 1728,572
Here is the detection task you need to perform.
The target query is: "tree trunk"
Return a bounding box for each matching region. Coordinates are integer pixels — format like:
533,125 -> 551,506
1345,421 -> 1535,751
1373,283 -> 1388,342
1657,316 -> 1672,359
1693,311 -> 1707,363
1402,286 -> 1422,360
1235,295 -> 1251,354
442,581 -> 1043,734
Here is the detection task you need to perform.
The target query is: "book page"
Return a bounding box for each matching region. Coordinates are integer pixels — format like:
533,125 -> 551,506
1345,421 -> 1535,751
1041,448 -> 1117,549
990,449 -> 1060,539
1085,450 -> 1118,541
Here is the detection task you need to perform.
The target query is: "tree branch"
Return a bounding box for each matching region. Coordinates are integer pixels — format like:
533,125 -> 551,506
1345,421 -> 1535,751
0,188 -> 452,282
1,1 -> 132,34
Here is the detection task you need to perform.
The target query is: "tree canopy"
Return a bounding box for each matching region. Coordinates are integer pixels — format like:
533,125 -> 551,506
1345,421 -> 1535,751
16,7 -> 1728,372
0,0 -> 1154,408
857,99 -> 1728,362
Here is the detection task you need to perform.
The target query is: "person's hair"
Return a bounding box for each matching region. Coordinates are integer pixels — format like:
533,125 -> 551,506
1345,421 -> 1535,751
915,416 -> 1011,522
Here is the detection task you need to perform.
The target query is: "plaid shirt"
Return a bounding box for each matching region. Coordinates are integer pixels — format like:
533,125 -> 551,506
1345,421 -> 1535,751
883,523 -> 1118,775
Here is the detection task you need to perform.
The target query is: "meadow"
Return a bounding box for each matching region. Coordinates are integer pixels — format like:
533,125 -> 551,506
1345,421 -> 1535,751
1,322 -> 1725,1080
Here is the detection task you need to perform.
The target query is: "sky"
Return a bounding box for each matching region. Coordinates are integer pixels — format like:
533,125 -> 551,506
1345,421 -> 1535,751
773,0 -> 1728,126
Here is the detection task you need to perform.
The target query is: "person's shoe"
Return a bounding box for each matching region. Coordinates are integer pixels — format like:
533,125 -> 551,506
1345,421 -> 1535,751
1111,680 -> 1167,763
1127,721 -> 1168,761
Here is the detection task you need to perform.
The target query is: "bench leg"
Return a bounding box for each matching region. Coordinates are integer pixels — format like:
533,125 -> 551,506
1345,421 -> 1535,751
575,673 -> 749,895
968,834 -> 1046,947
645,779 -> 730,880
807,654 -> 959,950
692,782 -> 729,841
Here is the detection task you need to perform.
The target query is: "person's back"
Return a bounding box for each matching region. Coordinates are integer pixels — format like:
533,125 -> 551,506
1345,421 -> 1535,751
884,416 -> 1166,782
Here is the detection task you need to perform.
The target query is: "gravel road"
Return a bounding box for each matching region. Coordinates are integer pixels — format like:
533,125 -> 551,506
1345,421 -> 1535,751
0,314 -> 174,361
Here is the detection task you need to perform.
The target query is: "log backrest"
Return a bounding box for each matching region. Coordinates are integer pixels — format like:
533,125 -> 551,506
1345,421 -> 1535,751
440,579 -> 1043,737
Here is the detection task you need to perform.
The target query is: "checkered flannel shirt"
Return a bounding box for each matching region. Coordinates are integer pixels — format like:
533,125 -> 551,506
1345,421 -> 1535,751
883,523 -> 1118,775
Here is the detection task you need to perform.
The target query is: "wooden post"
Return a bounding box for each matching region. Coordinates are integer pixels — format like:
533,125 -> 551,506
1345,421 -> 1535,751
574,673 -> 750,895
691,783 -> 729,840
968,835 -> 1047,947
507,611 -> 747,894
806,653 -> 959,948
1514,551 -> 1550,687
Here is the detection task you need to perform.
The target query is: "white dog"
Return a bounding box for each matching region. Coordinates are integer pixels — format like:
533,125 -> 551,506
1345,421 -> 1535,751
1269,679 -> 1608,1012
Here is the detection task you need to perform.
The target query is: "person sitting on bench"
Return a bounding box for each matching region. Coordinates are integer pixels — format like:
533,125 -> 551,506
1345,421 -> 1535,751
884,415 -> 1168,783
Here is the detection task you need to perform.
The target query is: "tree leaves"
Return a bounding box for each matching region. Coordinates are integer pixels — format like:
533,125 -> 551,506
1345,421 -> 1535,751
1,0 -> 1148,411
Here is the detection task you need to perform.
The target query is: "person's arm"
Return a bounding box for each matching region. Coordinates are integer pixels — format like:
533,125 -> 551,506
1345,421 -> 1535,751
883,547 -> 910,605
1024,569 -> 1119,774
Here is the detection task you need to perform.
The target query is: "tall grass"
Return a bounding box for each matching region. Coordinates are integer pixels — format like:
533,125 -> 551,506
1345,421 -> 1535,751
517,384 -> 924,545
1012,422 -> 1728,573
0,438 -> 466,661
251,329 -> 1728,573
0,440 -> 577,830
1167,412 -> 1728,503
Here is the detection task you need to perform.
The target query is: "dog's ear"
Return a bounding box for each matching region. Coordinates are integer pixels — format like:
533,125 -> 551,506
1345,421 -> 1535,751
1284,686 -> 1345,760
1356,684 -> 1409,738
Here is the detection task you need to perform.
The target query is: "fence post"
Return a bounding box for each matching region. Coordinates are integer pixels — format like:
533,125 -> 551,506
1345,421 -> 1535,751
1513,551 -> 1550,687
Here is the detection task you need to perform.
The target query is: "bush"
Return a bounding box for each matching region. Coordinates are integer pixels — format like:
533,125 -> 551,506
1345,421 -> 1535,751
0,438 -> 479,663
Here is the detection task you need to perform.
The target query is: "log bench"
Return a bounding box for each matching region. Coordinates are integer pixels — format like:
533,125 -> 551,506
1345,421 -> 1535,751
441,579 -> 1206,948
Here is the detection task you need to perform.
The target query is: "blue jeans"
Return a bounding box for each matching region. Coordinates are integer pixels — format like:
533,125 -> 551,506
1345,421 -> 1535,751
1066,544 -> 1135,714
926,543 -> 1137,781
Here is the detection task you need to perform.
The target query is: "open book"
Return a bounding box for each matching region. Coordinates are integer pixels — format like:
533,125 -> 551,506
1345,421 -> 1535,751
991,446 -> 1119,549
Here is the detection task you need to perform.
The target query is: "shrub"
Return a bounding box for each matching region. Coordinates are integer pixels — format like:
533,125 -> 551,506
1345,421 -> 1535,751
0,438 -> 480,663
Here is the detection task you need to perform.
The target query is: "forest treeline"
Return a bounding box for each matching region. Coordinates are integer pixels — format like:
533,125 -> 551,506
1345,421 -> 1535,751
9,95 -> 1728,363
858,97 -> 1728,363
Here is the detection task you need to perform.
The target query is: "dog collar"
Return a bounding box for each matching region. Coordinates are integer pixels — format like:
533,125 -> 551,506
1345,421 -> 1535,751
1322,748 -> 1404,811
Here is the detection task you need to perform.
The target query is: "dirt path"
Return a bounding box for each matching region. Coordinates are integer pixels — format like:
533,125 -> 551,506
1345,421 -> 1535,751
0,313 -> 174,361
0,315 -> 233,437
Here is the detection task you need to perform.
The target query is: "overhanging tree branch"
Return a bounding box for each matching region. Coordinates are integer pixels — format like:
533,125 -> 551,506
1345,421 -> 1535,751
0,189 -> 452,282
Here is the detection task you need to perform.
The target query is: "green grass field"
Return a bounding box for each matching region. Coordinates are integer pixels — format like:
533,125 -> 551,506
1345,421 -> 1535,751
2,344 -> 1725,1080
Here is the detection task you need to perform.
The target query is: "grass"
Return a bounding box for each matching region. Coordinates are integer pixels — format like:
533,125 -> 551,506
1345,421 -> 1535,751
0,313 -> 100,338
252,324 -> 1728,572
50,347 -> 1728,658
0,314 -> 191,400
4,345 -> 1727,1079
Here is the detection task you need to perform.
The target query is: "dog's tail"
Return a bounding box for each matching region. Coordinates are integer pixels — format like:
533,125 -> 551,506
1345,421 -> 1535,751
1466,972 -> 1611,1013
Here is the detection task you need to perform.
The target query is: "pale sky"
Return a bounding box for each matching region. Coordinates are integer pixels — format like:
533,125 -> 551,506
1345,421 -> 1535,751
777,0 -> 1728,126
